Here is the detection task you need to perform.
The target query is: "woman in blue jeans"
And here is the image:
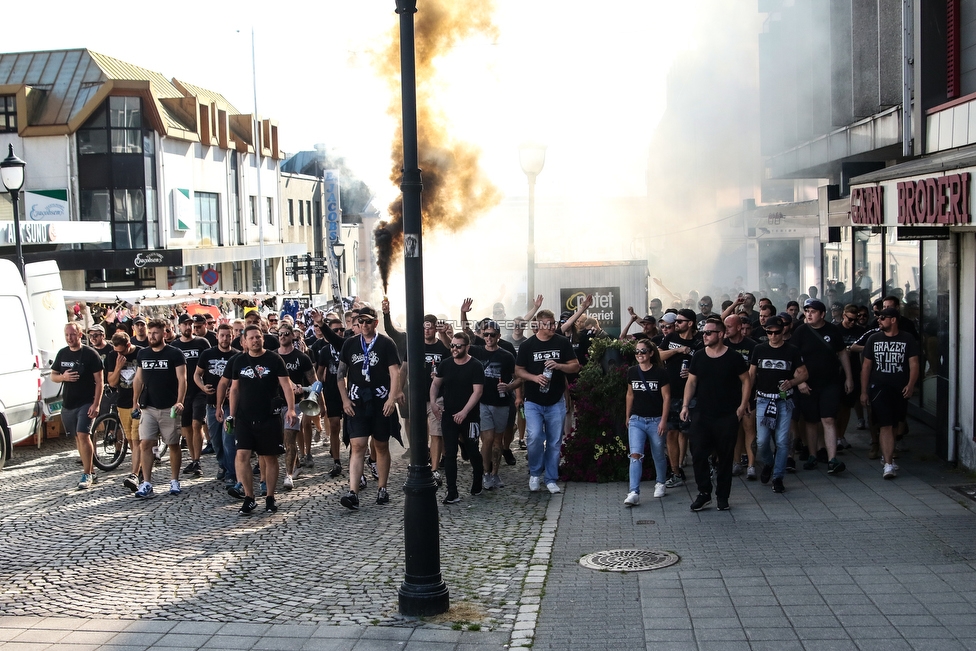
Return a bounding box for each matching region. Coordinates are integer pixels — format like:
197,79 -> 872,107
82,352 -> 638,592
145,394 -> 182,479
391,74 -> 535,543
624,342 -> 671,506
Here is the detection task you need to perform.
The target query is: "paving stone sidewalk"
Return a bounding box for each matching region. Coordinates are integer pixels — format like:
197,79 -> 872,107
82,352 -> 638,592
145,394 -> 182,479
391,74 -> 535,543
532,419 -> 976,651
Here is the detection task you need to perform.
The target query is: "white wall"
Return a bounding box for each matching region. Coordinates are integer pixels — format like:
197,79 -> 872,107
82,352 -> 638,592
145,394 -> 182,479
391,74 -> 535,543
0,134 -> 72,218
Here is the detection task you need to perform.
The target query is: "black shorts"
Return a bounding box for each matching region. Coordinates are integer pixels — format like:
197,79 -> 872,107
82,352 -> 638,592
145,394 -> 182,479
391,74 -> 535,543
667,397 -> 692,433
797,382 -> 843,422
235,417 -> 285,456
180,391 -> 204,426
346,400 -> 392,442
324,385 -> 343,418
191,393 -> 207,422
506,393 -> 517,429
868,384 -> 908,428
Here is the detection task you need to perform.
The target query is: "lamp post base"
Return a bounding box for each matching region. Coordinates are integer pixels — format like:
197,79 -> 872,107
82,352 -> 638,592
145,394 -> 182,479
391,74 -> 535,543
398,464 -> 449,616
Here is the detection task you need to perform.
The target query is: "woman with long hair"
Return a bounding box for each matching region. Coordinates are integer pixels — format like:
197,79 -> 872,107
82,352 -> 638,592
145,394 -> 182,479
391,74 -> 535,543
624,342 -> 671,505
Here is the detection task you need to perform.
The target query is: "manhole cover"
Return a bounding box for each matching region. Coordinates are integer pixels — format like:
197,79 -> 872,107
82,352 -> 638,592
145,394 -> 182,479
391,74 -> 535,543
579,549 -> 679,572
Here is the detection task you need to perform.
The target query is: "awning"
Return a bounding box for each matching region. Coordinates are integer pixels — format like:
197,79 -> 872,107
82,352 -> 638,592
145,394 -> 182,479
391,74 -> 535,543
62,287 -> 304,307
850,142 -> 976,186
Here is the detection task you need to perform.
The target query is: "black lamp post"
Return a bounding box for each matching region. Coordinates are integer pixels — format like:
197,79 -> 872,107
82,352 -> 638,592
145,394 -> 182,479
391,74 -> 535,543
0,144 -> 26,281
519,143 -> 546,311
395,0 -> 450,617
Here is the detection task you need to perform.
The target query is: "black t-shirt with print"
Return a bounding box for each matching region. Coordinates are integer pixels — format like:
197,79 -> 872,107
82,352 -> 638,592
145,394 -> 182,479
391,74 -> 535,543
750,342 -> 805,396
662,332 -> 704,395
724,336 -> 757,366
229,350 -> 288,422
279,348 -> 314,387
136,345 -> 186,409
316,343 -> 342,394
688,347 -> 749,417
105,347 -> 141,409
339,333 -> 401,403
627,365 -> 669,418
197,347 -> 239,406
54,345 -> 104,409
434,357 -> 485,423
515,334 -> 576,407
863,331 -> 920,390
469,346 -> 516,407
423,340 -> 451,397
171,337 -> 211,396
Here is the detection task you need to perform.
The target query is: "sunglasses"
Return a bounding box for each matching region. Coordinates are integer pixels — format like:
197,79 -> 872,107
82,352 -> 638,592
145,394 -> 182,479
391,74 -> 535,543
699,304 -> 711,308
331,327 -> 344,333
357,318 -> 376,324
702,330 -> 721,336
675,319 -> 691,324
449,343 -> 466,349
635,349 -> 650,355
765,329 -> 782,335
483,332 -> 499,338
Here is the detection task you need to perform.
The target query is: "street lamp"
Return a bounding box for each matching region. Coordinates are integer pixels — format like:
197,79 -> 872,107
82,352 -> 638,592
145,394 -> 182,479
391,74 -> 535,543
519,143 -> 546,310
0,144 -> 26,281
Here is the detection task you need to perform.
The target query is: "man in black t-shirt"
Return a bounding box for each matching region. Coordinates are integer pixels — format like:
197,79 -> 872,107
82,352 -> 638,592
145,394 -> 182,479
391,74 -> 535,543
277,323 -> 316,491
336,307 -> 402,510
195,323 -> 238,483
860,308 -> 920,480
749,316 -> 807,493
680,319 -> 750,512
659,308 -> 703,487
515,309 -> 580,494
172,314 -> 211,477
791,299 -> 853,475
316,318 -> 346,478
470,321 -> 518,491
228,325 -> 295,515
838,305 -> 868,443
132,319 -> 187,499
86,324 -> 112,382
106,331 -> 143,491
431,332 -> 486,503
419,313 -> 451,485
131,316 -> 150,347
193,314 -> 219,347
52,322 -> 104,490
724,315 -> 758,480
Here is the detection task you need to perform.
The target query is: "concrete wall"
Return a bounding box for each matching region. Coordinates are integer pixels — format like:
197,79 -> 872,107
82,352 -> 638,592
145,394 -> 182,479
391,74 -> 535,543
956,232 -> 976,470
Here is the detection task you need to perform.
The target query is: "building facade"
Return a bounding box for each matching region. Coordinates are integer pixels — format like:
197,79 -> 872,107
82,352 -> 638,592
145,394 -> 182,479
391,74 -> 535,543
760,0 -> 976,467
0,49 -> 305,294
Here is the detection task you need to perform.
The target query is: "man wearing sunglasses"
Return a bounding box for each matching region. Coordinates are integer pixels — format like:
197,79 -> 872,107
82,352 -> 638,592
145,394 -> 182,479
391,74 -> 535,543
860,307 -> 919,480
469,321 -> 518,491
680,318 -> 751,512
695,296 -> 715,330
431,333 -> 485,503
749,316 -> 807,494
659,309 -> 702,487
336,307 -> 402,510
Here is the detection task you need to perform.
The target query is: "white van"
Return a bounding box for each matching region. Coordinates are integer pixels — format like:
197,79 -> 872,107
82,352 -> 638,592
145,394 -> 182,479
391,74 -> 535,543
0,258 -> 42,470
25,261 -> 68,417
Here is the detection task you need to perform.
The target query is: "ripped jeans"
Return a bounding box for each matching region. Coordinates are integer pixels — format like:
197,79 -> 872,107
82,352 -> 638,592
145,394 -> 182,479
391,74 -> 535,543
628,415 -> 667,493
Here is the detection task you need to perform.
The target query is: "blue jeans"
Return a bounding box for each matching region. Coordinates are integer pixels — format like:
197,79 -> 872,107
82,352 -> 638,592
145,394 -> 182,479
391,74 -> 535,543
524,399 -> 567,484
755,396 -> 793,479
207,404 -> 234,480
628,416 -> 666,492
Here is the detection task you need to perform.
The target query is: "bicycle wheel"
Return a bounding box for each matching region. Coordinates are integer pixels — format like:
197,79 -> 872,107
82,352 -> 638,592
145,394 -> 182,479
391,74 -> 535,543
91,413 -> 128,471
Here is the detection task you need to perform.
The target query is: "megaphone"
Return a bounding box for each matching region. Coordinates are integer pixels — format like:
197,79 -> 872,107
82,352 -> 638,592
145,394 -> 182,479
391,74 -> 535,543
300,381 -> 323,416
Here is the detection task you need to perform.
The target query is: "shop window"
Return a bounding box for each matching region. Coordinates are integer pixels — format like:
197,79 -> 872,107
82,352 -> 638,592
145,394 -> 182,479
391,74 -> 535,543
299,201 -> 304,226
288,199 -> 294,226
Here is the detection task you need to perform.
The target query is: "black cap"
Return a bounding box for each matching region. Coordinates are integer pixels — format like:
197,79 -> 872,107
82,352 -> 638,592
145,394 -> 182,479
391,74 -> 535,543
803,298 -> 826,313
133,316 -> 146,325
677,308 -> 697,322
192,314 -> 206,323
177,313 -> 192,324
879,307 -> 900,318
559,310 -> 573,323
358,306 -> 378,322
764,316 -> 785,330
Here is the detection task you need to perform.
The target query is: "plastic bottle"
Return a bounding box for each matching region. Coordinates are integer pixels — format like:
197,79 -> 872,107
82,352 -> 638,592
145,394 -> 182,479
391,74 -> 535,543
539,367 -> 553,394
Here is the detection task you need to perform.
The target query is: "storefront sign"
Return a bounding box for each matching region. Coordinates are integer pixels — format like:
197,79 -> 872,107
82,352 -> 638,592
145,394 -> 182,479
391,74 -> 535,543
24,190 -> 69,221
897,172 -> 971,225
851,186 -> 884,225
897,226 -> 950,241
0,220 -> 111,245
559,287 -> 620,330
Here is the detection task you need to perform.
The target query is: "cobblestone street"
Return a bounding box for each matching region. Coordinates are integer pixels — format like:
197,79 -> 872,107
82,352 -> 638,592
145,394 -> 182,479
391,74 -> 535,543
0,437 -> 548,632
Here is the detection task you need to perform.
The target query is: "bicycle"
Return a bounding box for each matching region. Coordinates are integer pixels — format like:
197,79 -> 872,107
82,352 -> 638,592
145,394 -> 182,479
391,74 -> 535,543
90,389 -> 127,472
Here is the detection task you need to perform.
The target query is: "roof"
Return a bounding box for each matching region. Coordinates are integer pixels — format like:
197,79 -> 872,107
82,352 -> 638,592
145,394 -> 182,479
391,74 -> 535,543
0,48 -> 267,150
850,142 -> 976,185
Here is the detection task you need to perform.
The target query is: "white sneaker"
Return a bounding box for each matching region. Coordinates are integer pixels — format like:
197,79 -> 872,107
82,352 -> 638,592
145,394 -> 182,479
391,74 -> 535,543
883,463 -> 897,479
624,491 -> 640,506
484,473 -> 494,490
169,479 -> 181,495
546,482 -> 561,494
653,482 -> 666,498
529,476 -> 541,492
283,475 -> 294,490
292,465 -> 302,480
494,475 -> 504,488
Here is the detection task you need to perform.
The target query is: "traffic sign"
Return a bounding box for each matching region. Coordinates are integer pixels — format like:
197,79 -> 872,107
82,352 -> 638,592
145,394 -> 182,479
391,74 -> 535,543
201,268 -> 219,286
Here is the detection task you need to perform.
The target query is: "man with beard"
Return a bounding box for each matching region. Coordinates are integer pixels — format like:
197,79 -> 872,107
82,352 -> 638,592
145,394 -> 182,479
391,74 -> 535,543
469,321 -> 518,490
431,332 -> 486,503
681,318 -> 751,511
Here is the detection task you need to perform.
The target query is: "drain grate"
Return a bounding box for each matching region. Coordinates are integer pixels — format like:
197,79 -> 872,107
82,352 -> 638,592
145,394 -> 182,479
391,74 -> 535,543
579,549 -> 679,572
